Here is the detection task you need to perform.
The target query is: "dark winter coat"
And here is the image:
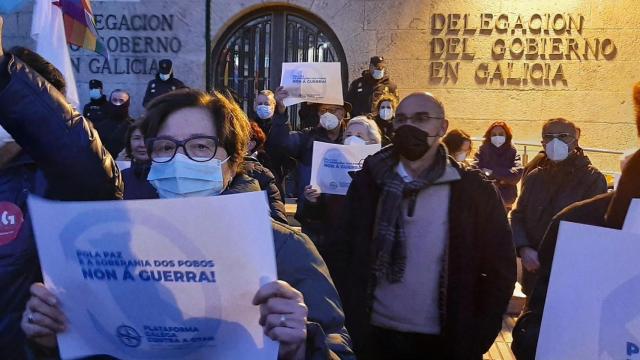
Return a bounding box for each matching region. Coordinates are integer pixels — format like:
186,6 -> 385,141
92,108 -> 133,159
269,112 -> 344,222
512,150 -> 640,360
0,55 -> 122,358
122,173 -> 355,359
373,115 -> 394,146
142,74 -> 186,108
82,95 -> 108,125
473,143 -> 523,206
346,70 -> 398,117
333,150 -> 517,359
511,150 -> 607,252
243,156 -> 288,224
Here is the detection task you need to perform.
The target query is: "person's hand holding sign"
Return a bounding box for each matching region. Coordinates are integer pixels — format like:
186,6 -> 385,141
253,280 -> 308,360
303,185 -> 320,204
275,86 -> 289,114
21,283 -> 66,349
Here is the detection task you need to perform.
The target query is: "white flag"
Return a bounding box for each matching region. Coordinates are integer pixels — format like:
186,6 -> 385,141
30,0 -> 80,108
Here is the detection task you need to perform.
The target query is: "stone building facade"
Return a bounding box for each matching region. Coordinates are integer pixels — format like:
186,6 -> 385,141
4,0 -> 640,171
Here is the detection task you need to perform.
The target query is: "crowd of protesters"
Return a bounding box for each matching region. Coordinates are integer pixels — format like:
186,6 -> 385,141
0,15 -> 639,360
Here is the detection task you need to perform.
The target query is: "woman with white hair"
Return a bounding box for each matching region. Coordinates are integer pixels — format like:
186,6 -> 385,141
343,115 -> 383,145
300,115 -> 382,292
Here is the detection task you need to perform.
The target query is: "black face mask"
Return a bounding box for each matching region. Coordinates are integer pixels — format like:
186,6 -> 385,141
108,99 -> 130,119
392,125 -> 435,161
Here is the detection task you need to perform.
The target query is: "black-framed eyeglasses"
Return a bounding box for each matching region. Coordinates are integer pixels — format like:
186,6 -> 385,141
146,136 -> 220,163
395,112 -> 444,124
542,133 -> 575,144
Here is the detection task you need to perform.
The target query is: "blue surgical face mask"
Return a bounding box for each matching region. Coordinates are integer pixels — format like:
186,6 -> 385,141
256,105 -> 274,120
89,89 -> 102,100
147,153 -> 229,198
159,73 -> 171,81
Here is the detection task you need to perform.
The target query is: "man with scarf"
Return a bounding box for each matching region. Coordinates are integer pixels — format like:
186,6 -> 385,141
511,82 -> 640,360
93,89 -> 135,158
334,92 -> 516,359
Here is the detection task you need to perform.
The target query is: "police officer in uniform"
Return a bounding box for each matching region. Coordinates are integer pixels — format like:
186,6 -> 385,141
142,58 -> 186,107
82,79 -> 108,124
345,55 -> 398,117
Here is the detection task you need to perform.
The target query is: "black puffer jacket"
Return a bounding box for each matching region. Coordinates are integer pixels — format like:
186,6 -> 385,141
0,54 -> 122,357
345,70 -> 398,117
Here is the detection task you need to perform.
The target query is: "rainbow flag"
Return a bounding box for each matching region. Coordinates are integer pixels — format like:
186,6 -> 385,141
53,0 -> 108,58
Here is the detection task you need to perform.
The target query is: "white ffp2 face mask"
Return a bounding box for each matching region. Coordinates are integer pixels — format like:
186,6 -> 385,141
319,112 -> 340,131
372,69 -> 384,80
545,138 -> 570,162
491,135 -> 506,148
379,108 -> 394,121
344,136 -> 366,146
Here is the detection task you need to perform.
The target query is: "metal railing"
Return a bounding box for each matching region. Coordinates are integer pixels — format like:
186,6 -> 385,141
470,137 -> 625,176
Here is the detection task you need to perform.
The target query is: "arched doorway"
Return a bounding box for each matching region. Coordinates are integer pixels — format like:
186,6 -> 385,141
211,6 -> 348,129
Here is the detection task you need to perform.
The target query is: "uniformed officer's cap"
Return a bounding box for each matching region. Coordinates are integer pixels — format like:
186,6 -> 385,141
89,79 -> 103,89
159,59 -> 173,74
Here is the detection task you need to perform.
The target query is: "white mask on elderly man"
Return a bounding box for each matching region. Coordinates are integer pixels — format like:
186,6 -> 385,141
545,138 -> 570,162
319,112 -> 340,131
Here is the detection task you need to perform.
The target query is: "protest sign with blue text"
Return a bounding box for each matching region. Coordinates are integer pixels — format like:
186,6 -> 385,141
537,222 -> 640,360
280,62 -> 343,107
309,141 -> 381,196
28,192 -> 278,359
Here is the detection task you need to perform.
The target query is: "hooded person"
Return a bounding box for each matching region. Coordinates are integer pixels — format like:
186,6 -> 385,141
82,79 -> 108,124
92,89 -> 135,158
345,56 -> 398,117
511,82 -> 640,360
142,58 -> 187,107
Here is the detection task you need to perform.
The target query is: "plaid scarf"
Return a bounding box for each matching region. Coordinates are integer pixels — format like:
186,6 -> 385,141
368,144 -> 448,283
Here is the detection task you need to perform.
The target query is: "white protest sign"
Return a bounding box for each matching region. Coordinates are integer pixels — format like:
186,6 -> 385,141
29,192 -> 278,360
309,141 -> 380,195
623,199 -> 640,235
537,221 -> 640,360
280,62 -> 343,107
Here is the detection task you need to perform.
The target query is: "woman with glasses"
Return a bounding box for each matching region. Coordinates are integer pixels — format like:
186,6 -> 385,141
20,89 -> 354,359
473,121 -> 524,211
